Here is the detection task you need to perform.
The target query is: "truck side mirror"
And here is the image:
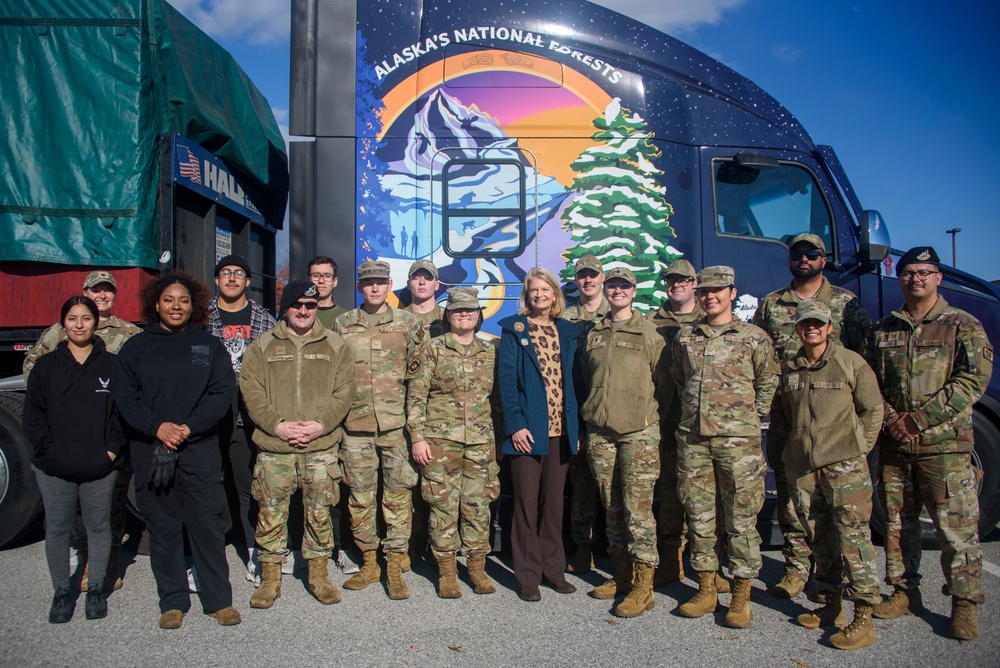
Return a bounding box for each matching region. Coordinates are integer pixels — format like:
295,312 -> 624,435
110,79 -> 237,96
859,209 -> 891,272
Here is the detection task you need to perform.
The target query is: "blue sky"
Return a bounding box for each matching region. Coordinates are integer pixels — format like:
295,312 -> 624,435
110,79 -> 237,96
172,0 -> 1000,281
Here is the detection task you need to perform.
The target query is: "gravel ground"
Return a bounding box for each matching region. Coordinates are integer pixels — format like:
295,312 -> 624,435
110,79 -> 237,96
2,530 -> 998,668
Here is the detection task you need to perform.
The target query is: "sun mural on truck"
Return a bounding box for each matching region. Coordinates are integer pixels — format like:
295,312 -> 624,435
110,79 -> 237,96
355,32 -> 681,328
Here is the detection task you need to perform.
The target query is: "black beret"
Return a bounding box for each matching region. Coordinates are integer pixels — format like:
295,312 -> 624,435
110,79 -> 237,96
897,246 -> 940,271
280,279 -> 320,311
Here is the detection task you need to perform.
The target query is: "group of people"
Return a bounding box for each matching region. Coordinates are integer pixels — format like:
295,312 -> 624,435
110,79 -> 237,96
21,237 -> 991,651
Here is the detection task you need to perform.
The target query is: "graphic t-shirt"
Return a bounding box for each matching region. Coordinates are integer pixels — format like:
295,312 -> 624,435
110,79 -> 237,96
218,303 -> 253,376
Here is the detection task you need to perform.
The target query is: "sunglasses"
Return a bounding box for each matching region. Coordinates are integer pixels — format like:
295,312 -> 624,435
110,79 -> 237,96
789,249 -> 824,261
289,301 -> 318,311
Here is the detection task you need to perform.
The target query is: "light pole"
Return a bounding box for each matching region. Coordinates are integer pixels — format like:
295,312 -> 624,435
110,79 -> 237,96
946,227 -> 962,267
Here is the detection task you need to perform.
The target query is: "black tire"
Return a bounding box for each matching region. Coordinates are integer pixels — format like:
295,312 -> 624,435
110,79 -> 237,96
870,408 -> 1000,549
0,393 -> 44,548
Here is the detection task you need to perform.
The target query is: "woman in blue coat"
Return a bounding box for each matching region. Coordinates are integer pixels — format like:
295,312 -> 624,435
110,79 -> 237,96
497,267 -> 581,601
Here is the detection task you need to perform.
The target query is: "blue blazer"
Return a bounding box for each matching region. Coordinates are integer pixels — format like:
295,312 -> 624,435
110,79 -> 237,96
497,314 -> 581,456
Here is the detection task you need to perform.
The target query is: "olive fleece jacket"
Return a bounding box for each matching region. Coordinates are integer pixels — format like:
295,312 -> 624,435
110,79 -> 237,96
772,342 -> 883,472
240,320 -> 356,454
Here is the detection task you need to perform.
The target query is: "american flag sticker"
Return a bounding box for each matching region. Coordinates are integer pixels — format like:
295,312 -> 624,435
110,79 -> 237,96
178,146 -> 202,184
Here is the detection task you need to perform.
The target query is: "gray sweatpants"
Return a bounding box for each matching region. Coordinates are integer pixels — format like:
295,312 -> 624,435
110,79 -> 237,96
33,466 -> 117,592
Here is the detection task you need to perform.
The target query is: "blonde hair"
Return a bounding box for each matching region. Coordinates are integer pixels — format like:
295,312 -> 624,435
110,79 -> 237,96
518,267 -> 566,319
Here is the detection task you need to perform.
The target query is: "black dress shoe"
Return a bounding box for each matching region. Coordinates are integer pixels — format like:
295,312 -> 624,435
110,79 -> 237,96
543,579 -> 577,594
49,588 -> 75,624
518,587 -> 541,602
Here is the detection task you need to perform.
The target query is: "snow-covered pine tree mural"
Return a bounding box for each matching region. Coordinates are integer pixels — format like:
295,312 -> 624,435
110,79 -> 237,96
560,98 -> 681,309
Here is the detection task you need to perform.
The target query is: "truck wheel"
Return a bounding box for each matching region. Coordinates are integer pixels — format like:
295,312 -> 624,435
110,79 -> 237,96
870,409 -> 1000,548
0,394 -> 44,548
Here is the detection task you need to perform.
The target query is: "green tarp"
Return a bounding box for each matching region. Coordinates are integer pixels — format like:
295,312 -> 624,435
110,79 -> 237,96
0,0 -> 288,269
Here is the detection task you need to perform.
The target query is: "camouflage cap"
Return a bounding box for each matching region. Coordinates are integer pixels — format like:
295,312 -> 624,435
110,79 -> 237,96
696,265 -> 735,289
357,260 -> 391,280
663,258 -> 696,279
604,266 -> 636,285
788,233 -> 827,255
574,255 -> 604,275
444,287 -> 483,311
408,259 -> 439,280
795,299 -> 832,324
83,270 -> 116,290
897,246 -> 941,270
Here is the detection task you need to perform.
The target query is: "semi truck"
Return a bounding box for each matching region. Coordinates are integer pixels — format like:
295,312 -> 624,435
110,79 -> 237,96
287,0 -> 1000,545
0,0 -> 288,547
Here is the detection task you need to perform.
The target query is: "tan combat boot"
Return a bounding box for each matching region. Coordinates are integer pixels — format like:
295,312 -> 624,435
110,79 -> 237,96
385,551 -> 410,600
715,570 -> 731,593
796,590 -> 845,629
950,598 -> 979,640
614,562 -> 655,618
772,572 -> 805,598
103,542 -> 123,592
343,550 -> 381,590
249,562 -> 282,609
467,555 -> 497,594
590,550 -> 632,599
830,603 -> 876,650
435,554 -> 461,598
567,543 -> 594,573
872,587 -> 922,619
78,549 -> 89,592
653,545 -> 684,586
678,570 -> 718,618
723,577 -> 753,628
307,557 -> 342,604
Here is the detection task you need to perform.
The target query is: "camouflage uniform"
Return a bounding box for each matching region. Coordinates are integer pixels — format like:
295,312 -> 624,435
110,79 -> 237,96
772,339 -> 884,604
563,296 -> 609,547
648,303 -> 704,550
334,306 -> 424,554
406,333 -> 499,558
582,310 -> 665,565
870,296 -> 992,603
670,318 -> 778,579
240,320 -> 356,562
405,303 -> 446,339
23,315 -> 141,379
753,277 -> 871,582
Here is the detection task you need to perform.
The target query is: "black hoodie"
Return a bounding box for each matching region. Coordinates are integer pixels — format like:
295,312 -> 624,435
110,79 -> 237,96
22,338 -> 125,482
112,322 -> 236,448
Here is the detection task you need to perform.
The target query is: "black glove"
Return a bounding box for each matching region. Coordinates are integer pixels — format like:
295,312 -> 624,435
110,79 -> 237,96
150,442 -> 178,488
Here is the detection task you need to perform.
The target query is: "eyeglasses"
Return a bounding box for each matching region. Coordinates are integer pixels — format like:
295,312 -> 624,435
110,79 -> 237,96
309,272 -> 336,282
605,283 -> 633,292
665,276 -> 694,285
899,270 -> 940,281
84,286 -> 114,294
218,269 -> 247,278
449,308 -> 479,316
289,301 -> 318,311
789,249 -> 824,261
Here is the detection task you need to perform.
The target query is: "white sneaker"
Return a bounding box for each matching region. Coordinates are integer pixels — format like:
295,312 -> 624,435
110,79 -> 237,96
281,550 -> 307,575
336,549 -> 360,574
187,566 -> 201,593
245,547 -> 261,587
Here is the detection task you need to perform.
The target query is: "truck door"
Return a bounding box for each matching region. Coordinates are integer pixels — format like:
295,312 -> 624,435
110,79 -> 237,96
699,147 -> 860,320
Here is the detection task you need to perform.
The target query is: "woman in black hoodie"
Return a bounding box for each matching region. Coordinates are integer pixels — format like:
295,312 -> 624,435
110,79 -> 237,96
112,273 -> 239,629
23,296 -> 124,623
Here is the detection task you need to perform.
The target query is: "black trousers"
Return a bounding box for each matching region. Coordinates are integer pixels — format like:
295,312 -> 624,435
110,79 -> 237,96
133,439 -> 232,614
509,436 -> 570,591
221,418 -> 258,552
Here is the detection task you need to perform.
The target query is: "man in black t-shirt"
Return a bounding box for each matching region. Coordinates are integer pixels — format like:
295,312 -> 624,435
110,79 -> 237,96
208,255 -> 276,586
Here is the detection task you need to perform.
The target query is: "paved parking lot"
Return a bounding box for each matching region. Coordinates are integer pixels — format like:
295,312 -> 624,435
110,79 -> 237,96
2,527 -> 998,667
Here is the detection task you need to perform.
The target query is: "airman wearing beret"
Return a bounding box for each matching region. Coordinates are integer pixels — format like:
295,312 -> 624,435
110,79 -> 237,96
869,246 -> 993,641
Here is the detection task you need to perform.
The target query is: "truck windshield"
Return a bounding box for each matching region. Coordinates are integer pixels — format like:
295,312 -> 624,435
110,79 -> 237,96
714,160 -> 833,252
